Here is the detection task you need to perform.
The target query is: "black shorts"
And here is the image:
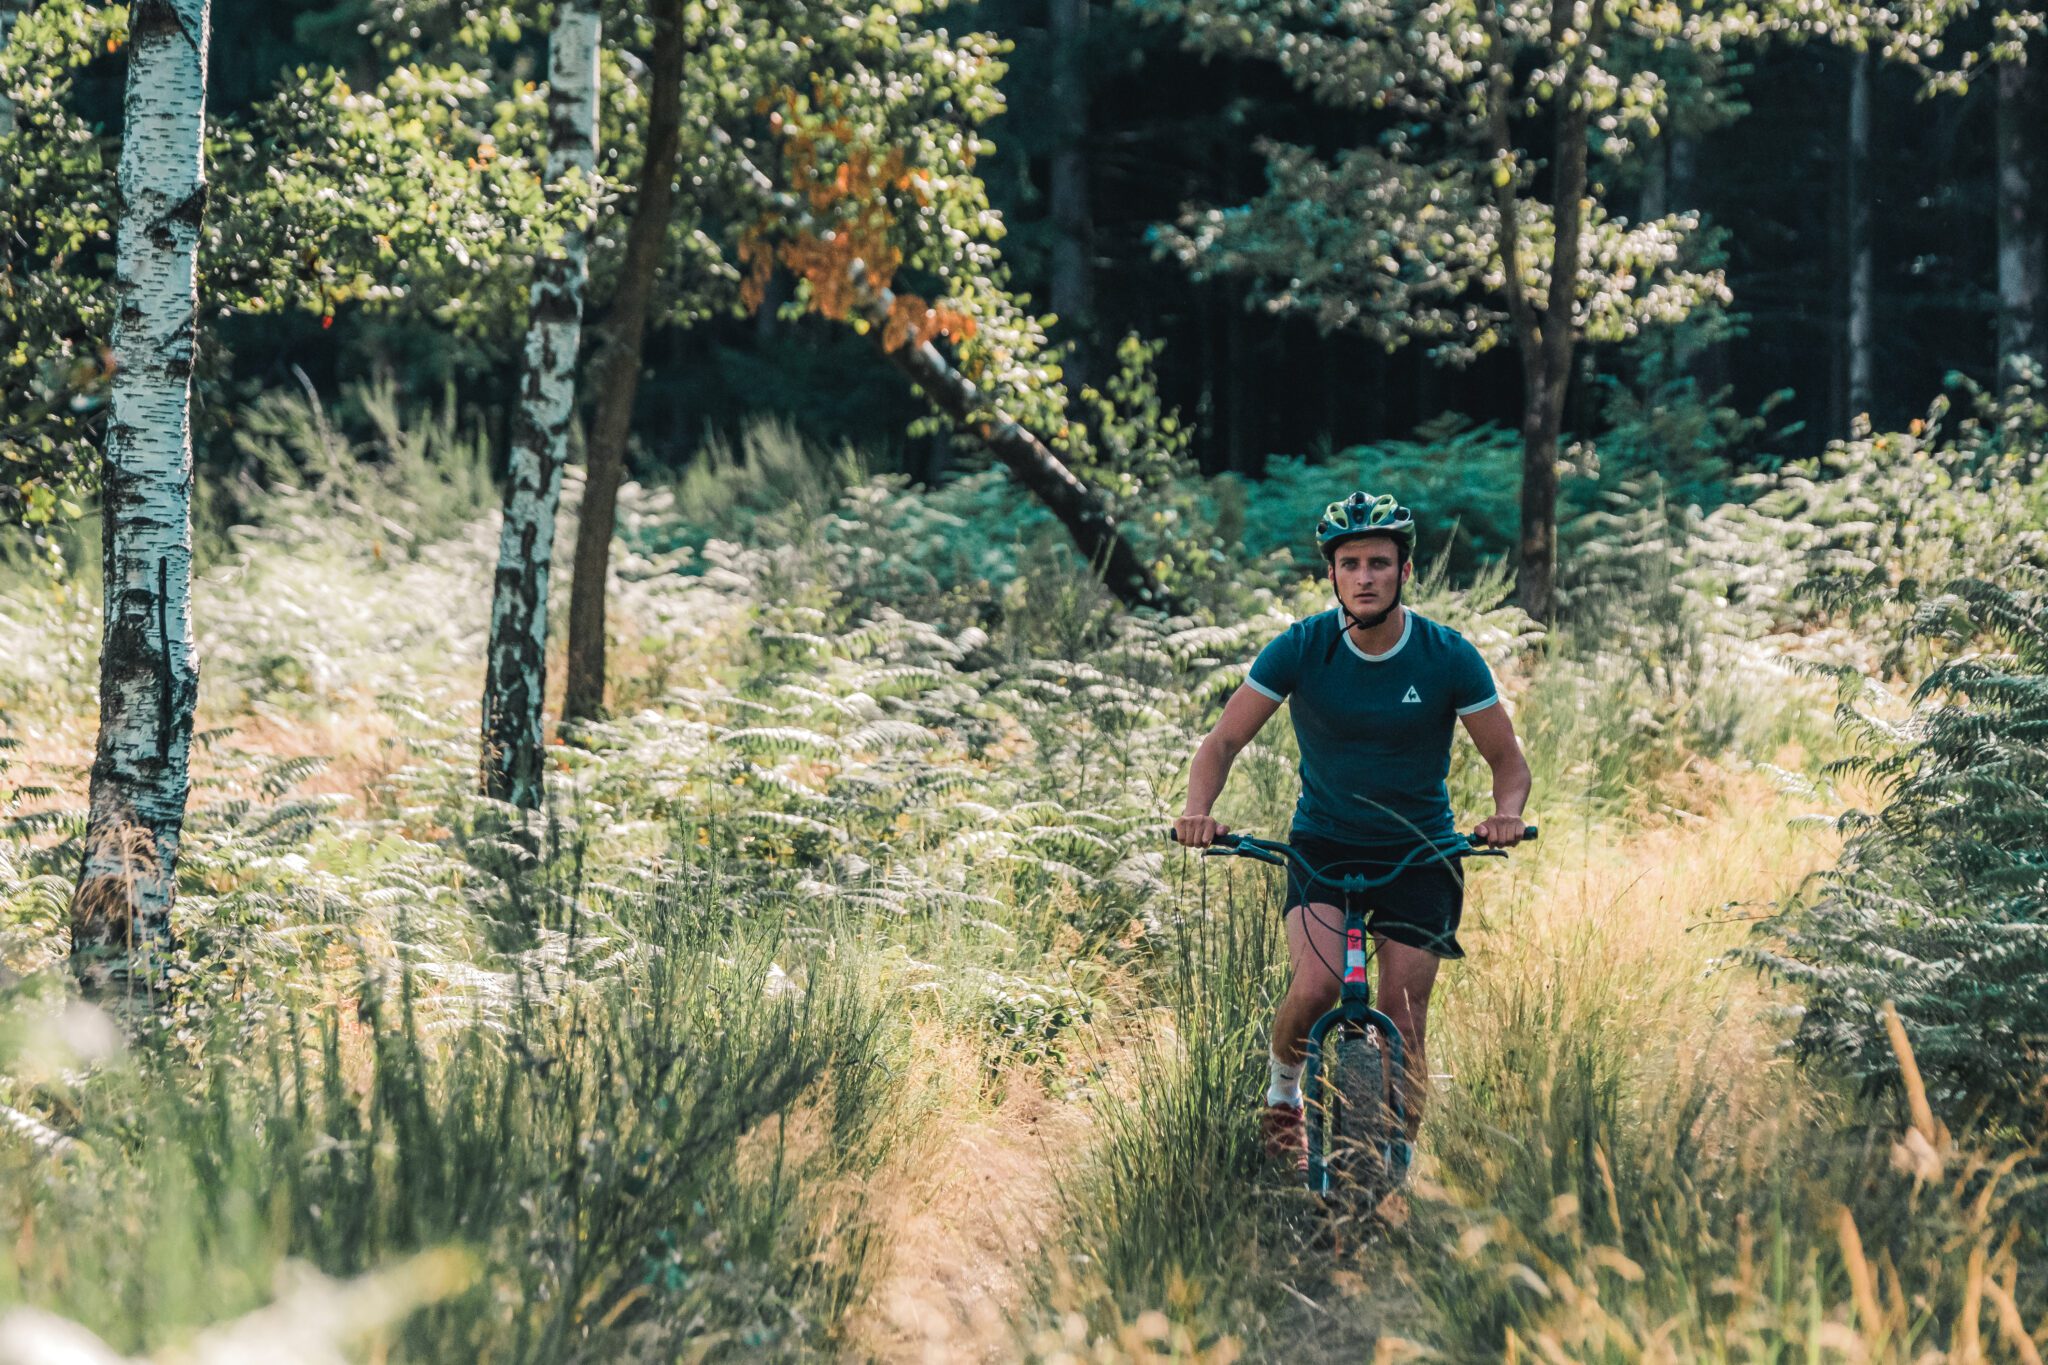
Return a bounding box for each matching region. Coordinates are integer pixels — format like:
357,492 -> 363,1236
1282,833 -> 1466,960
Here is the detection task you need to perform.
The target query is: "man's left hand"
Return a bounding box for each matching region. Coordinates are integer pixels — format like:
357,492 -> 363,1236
1471,814 -> 1527,847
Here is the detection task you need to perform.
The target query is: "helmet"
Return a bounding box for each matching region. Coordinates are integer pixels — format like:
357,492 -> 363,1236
1315,491 -> 1415,560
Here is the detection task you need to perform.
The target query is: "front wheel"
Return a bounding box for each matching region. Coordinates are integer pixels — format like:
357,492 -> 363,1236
1325,1022 -> 1396,1202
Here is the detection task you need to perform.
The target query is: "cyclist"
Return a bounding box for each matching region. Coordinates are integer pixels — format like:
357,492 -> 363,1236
1172,491 -> 1532,1169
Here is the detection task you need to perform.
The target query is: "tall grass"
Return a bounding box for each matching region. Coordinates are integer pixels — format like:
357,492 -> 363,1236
2,865 -> 895,1359
1058,862 -> 1286,1330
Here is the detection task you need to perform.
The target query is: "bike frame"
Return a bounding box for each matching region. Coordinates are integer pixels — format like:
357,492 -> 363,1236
1196,827 -> 1536,1194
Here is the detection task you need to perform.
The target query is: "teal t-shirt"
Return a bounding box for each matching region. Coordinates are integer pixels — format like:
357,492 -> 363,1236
1246,608 -> 1500,844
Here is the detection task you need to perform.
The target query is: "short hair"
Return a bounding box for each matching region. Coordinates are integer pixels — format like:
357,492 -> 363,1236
1321,531 -> 1412,567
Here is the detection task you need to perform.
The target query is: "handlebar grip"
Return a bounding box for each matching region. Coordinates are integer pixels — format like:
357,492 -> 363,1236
1170,829 -> 1244,850
1524,824 -> 1538,841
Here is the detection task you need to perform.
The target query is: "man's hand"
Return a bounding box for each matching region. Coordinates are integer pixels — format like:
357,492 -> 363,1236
1471,814 -> 1527,848
1174,814 -> 1231,847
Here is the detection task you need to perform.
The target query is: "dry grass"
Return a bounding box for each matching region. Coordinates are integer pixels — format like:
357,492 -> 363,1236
1440,760 -> 1844,1113
848,1018 -> 1095,1363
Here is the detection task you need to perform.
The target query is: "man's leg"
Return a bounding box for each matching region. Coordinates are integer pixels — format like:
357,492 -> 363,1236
1274,901 -> 1346,1065
1261,902 -> 1344,1162
1373,937 -> 1442,1140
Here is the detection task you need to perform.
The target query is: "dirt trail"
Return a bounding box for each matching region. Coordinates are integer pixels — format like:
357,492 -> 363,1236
850,1073 -> 1089,1363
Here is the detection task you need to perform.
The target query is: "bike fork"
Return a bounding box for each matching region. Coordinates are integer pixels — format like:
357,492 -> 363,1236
1303,910 -> 1408,1194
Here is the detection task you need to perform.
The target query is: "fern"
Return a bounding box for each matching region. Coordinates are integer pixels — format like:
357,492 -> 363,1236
1744,567 -> 2048,1122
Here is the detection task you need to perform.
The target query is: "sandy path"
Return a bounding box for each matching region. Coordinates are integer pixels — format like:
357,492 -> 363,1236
850,1072 -> 1090,1363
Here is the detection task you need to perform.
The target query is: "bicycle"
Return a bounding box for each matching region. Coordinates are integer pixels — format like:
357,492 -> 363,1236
1193,826 -> 1537,1200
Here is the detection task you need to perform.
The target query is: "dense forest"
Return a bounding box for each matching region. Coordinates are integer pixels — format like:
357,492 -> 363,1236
2,0 -> 2045,1358
17,0 -> 2048,477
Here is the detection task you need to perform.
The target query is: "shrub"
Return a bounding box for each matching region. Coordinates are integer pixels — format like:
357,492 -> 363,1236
1745,567 -> 2048,1125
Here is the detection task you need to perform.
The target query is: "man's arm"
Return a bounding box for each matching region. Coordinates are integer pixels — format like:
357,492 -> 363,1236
1459,702 -> 1532,847
1175,684 -> 1282,846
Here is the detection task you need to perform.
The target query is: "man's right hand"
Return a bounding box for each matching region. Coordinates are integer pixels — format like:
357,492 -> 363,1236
1173,814 -> 1231,847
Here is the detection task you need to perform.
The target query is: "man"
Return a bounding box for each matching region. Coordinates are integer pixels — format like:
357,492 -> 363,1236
1172,491 -> 1532,1168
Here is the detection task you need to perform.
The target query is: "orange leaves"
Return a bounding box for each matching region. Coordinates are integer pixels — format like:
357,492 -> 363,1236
739,84 -> 955,338
879,293 -> 976,353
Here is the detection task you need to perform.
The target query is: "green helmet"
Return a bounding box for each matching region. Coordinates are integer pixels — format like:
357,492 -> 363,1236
1315,491 -> 1415,560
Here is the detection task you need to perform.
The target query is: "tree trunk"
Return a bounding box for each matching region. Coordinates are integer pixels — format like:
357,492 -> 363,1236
1512,4 -> 1604,625
71,0 -> 210,994
479,0 -> 601,809
1846,47 -> 1875,427
1638,135 -> 1668,221
1225,299 -> 1252,474
562,0 -> 685,725
1997,47 -> 2047,390
1047,0 -> 1094,389
861,281 -> 1187,616
1221,65 -> 1253,474
1666,132 -> 1728,396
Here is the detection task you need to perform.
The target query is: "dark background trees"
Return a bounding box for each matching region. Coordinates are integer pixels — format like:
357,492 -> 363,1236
27,0 -> 2041,509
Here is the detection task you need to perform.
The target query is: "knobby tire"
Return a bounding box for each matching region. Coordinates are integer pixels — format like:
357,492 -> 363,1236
1327,1023 -> 1393,1208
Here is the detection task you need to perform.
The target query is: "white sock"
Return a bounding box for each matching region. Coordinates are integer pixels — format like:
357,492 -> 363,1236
1266,1053 -> 1304,1108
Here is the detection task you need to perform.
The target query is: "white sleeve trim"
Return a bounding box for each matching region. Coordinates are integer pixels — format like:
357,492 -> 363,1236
1244,676 -> 1286,703
1454,695 -> 1501,716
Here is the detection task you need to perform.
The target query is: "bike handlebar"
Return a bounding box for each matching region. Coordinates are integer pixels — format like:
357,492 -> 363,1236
1179,825 -> 1537,893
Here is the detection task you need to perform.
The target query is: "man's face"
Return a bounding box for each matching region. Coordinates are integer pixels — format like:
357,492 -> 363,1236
1328,536 -> 1410,618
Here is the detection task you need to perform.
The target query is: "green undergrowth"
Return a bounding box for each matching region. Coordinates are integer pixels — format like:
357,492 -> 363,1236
4,402 -> 2041,1360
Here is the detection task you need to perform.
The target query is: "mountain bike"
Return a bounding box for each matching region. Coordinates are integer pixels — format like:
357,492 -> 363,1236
1196,827 -> 1536,1200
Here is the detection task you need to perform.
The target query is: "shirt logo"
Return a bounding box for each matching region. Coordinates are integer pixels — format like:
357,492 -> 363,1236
1402,685 -> 1422,703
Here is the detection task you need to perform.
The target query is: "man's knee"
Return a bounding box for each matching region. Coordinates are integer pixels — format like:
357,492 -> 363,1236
1284,968 -> 1339,1013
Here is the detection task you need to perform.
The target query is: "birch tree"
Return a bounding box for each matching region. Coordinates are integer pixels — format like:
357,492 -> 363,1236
71,0 -> 210,992
239,0 -> 1186,735
480,0 -> 602,809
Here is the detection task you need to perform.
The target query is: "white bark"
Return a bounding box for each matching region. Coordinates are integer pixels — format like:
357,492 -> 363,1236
72,0 -> 209,991
480,0 -> 601,809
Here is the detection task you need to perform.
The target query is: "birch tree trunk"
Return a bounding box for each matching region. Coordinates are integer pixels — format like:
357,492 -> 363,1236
71,0 -> 210,993
1047,0 -> 1094,389
562,0 -> 685,725
1846,48 -> 1875,426
479,0 -> 601,809
1997,48 -> 2046,390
